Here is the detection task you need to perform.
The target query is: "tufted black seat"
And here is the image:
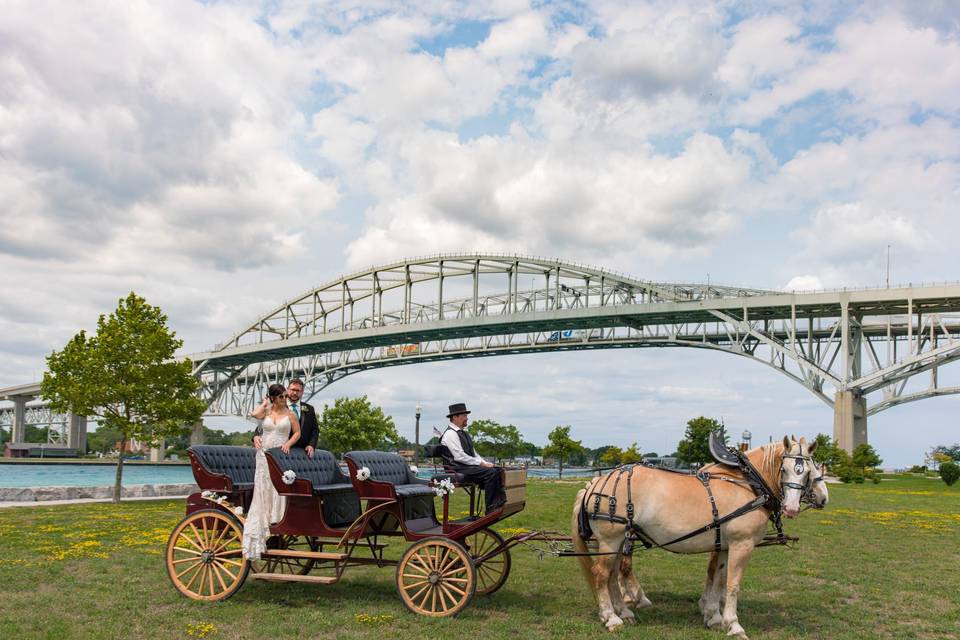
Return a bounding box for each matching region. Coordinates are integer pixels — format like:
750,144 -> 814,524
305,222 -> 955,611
265,448 -> 355,495
188,445 -> 257,491
344,450 -> 430,497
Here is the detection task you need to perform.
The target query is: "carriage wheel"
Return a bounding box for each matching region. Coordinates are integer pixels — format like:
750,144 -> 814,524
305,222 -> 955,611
464,528 -> 511,596
166,509 -> 249,601
396,538 -> 476,617
249,535 -> 318,575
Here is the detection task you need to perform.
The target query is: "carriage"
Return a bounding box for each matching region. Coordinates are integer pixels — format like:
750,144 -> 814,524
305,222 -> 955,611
165,445 -> 536,617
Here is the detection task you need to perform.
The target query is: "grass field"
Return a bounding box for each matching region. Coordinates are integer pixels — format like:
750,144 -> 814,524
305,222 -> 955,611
1,475 -> 958,640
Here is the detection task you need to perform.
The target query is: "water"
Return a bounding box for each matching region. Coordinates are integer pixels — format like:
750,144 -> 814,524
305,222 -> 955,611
0,462 -> 596,488
0,463 -> 196,488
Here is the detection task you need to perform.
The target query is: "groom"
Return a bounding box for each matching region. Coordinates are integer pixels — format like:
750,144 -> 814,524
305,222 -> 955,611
253,378 -> 319,457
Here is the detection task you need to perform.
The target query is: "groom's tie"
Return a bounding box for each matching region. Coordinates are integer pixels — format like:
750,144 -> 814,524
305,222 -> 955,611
290,403 -> 300,419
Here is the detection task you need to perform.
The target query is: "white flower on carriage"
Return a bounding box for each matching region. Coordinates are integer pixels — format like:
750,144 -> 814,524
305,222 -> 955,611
409,465 -> 419,474
282,469 -> 297,485
201,490 -> 214,499
233,506 -> 244,517
432,477 -> 456,497
356,466 -> 371,481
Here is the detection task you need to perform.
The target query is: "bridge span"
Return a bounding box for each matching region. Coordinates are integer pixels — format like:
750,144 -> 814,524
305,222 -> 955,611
3,254 -> 959,453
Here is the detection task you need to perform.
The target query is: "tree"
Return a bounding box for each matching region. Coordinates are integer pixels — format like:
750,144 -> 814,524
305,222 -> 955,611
42,293 -> 205,502
519,440 -> 542,458
933,443 -> 960,462
542,425 -> 587,479
467,419 -> 523,464
317,396 -> 399,456
676,417 -> 725,467
940,461 -> 960,487
851,443 -> 883,473
598,446 -> 624,466
620,443 -> 644,464
811,433 -> 847,470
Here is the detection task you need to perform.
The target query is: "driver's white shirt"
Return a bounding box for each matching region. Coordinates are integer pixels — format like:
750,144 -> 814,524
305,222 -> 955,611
440,423 -> 486,466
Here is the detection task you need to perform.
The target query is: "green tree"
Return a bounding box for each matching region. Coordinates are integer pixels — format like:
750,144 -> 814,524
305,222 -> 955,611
933,444 -> 960,462
619,442 -> 644,464
467,419 -> 523,464
41,293 -> 205,502
852,443 -> 883,473
939,461 -> 960,487
542,425 -> 586,479
317,396 -> 399,456
598,446 -> 624,466
86,424 -> 126,454
519,441 -> 542,458
675,417 -> 725,466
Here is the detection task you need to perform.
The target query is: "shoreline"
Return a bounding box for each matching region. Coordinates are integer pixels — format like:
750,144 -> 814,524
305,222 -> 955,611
0,482 -> 198,504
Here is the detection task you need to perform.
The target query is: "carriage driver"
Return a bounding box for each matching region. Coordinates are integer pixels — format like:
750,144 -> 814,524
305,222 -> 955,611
440,403 -> 506,512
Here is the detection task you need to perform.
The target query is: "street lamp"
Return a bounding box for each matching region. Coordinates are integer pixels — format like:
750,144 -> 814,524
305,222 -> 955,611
414,403 -> 422,465
742,429 -> 752,450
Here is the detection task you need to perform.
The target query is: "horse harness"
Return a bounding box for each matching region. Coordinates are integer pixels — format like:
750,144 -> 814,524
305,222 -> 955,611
577,448 -> 814,556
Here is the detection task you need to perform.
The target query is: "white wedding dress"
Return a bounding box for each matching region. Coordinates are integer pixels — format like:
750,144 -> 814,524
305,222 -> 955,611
241,414 -> 290,561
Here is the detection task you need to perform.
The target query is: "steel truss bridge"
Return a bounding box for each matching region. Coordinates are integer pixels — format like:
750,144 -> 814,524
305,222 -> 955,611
3,254 -> 959,452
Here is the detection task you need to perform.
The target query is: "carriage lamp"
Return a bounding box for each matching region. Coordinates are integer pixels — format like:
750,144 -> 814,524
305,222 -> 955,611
414,403 -> 423,465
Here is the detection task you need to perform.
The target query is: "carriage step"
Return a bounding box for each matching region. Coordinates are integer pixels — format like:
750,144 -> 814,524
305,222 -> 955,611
261,549 -> 348,560
316,538 -> 388,550
250,573 -> 338,584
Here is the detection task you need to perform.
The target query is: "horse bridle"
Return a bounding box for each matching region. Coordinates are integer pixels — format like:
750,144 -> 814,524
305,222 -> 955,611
800,460 -> 827,510
780,452 -> 814,495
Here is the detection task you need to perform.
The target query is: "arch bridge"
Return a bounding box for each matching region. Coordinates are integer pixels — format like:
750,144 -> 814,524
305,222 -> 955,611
3,254 -> 959,453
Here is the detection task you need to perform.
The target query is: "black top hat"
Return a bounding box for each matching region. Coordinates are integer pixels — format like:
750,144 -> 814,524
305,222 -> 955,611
446,403 -> 471,418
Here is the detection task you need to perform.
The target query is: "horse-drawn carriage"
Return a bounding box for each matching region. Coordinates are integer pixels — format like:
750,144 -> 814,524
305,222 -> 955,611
165,445 -> 532,616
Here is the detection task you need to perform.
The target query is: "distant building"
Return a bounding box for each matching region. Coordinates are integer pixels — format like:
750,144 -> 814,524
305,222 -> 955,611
4,443 -> 78,458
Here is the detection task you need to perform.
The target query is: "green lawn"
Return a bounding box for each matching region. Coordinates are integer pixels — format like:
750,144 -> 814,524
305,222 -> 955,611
1,475 -> 958,639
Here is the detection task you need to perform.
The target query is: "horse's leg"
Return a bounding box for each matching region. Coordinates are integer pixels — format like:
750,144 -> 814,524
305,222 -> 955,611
721,541 -> 755,640
701,550 -> 727,630
591,541 -> 626,630
608,551 -> 637,625
618,553 -> 652,610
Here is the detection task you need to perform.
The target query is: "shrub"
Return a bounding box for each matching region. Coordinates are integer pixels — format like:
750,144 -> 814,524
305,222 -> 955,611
908,465 -> 928,474
940,461 -> 960,487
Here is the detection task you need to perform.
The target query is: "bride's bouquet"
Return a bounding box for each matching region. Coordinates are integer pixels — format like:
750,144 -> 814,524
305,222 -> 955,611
432,477 -> 456,497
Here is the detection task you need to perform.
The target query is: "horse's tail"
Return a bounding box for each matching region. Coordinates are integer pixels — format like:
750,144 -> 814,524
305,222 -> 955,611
571,484 -> 596,592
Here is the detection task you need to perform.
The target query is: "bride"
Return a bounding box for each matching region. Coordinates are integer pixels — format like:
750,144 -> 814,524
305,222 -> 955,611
242,383 -> 301,560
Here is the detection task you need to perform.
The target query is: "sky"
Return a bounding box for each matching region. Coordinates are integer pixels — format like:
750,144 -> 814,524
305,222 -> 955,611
1,0 -> 959,467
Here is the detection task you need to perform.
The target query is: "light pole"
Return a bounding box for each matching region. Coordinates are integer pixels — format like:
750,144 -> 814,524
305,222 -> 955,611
742,429 -> 752,450
414,403 -> 422,465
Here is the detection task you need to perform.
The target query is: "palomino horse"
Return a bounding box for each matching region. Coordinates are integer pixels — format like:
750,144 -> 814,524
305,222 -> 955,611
571,436 -> 817,638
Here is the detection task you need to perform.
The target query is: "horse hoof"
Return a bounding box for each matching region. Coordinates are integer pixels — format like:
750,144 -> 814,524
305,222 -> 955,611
726,624 -> 748,640
636,595 -> 652,609
705,613 -> 723,629
604,615 -> 624,632
618,610 -> 636,624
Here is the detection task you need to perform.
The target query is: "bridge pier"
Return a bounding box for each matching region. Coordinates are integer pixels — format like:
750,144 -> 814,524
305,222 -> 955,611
68,413 -> 87,453
11,397 -> 27,444
149,439 -> 165,462
833,391 -> 867,453
189,420 -> 205,446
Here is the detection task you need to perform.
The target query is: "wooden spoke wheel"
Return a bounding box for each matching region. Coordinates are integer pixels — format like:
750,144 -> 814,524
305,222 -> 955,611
396,538 -> 476,617
250,535 -> 319,575
166,509 -> 249,601
464,528 -> 511,596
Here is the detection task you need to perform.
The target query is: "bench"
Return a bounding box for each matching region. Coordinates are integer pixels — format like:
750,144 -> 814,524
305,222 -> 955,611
344,451 -> 435,525
265,448 -> 361,528
188,445 -> 257,493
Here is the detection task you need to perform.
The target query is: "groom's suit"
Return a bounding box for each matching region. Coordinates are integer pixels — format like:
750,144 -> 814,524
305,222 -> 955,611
253,401 -> 319,450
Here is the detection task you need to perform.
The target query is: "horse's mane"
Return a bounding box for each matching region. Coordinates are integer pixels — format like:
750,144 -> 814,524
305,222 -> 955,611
701,442 -> 785,494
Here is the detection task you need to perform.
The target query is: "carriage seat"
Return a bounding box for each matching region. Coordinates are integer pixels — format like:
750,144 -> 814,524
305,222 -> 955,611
188,445 -> 257,492
265,448 -> 356,495
344,451 -> 434,498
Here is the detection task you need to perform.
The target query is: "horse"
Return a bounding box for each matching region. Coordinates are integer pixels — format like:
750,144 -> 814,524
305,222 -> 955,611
696,451 -> 828,632
571,436 -> 817,638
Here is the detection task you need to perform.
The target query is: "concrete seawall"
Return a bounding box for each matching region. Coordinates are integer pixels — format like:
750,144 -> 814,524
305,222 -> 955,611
0,483 -> 199,502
